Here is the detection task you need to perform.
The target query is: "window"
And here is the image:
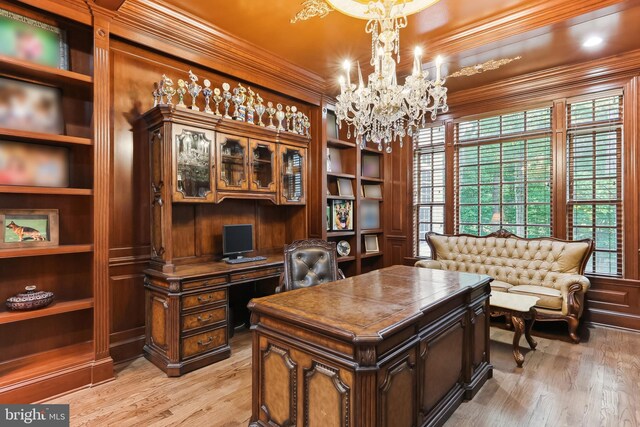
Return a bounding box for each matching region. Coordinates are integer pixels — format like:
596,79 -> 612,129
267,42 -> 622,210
413,125 -> 445,258
455,108 -> 553,237
567,92 -> 623,276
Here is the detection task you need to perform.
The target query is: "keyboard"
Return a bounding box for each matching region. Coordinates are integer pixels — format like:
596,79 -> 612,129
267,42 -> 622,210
225,256 -> 267,264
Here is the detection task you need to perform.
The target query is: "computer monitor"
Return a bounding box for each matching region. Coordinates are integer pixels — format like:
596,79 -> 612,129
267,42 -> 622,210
222,224 -> 254,259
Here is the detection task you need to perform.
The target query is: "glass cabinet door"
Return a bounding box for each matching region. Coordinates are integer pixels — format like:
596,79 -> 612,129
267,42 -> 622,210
173,126 -> 215,202
217,134 -> 249,190
280,145 -> 306,204
249,140 -> 277,192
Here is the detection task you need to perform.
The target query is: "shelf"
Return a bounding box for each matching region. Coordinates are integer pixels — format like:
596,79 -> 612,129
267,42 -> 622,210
361,252 -> 383,259
362,146 -> 383,154
0,128 -> 92,146
327,231 -> 355,237
0,298 -> 94,325
361,176 -> 383,183
361,197 -> 383,202
253,159 -> 273,164
337,256 -> 356,263
0,54 -> 93,88
0,186 -> 92,196
0,244 -> 93,259
0,341 -> 93,389
327,138 -> 356,149
327,172 -> 356,179
327,195 -> 355,200
362,228 -> 384,234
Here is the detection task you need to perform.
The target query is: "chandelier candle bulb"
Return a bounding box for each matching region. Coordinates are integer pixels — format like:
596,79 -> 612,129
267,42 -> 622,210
343,60 -> 352,88
435,55 -> 443,81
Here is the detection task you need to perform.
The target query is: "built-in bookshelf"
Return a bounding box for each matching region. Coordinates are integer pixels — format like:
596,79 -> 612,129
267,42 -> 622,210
320,106 -> 385,276
0,1 -> 111,403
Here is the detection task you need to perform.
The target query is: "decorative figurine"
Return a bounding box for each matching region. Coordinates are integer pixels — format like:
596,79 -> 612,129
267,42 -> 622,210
222,82 -> 232,119
202,79 -> 213,114
176,79 -> 187,108
232,84 -> 247,121
246,87 -> 256,125
187,70 -> 202,111
161,74 -> 176,105
213,87 -> 223,116
304,115 -> 311,137
285,106 -> 293,132
153,81 -> 163,106
275,103 -> 285,132
291,106 -> 299,133
255,94 -> 266,127
266,101 -> 276,129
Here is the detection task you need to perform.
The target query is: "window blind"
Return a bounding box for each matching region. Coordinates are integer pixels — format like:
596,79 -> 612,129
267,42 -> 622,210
566,92 -> 623,276
413,125 -> 446,258
454,107 -> 553,237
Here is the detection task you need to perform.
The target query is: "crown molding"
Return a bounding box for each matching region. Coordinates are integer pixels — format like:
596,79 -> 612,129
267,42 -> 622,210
447,48 -> 640,111
111,0 -> 326,105
18,0 -> 92,24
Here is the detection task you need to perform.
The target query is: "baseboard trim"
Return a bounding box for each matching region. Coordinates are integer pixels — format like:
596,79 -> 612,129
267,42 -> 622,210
584,308 -> 640,331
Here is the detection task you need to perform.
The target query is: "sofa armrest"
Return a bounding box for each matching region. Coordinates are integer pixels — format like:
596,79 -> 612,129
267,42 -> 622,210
414,260 -> 442,270
551,274 -> 591,317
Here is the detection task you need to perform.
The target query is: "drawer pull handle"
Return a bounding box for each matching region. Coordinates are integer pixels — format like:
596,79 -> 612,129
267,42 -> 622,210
197,295 -> 213,303
197,336 -> 214,346
197,314 -> 213,323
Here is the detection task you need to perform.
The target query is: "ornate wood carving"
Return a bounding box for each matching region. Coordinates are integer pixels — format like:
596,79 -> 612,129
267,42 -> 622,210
303,361 -> 350,427
356,346 -> 376,367
261,344 -> 298,427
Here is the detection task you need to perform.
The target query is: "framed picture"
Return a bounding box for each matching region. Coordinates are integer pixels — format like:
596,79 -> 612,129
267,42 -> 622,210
328,147 -> 342,173
0,8 -> 68,69
0,77 -> 64,134
0,209 -> 59,249
326,109 -> 338,139
332,199 -> 353,231
0,141 -> 69,187
363,184 -> 382,199
362,154 -> 380,178
337,178 -> 354,197
326,204 -> 331,231
361,200 -> 380,229
364,235 -> 379,253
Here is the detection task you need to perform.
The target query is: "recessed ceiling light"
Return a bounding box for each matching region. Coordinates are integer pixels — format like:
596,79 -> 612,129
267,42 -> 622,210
583,36 -> 603,48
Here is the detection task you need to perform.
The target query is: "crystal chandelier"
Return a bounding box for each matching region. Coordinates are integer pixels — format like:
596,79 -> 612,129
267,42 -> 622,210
335,0 -> 448,153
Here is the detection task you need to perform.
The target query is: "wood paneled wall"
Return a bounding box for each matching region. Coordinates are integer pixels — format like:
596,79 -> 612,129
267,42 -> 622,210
403,49 -> 640,331
108,39 -> 317,362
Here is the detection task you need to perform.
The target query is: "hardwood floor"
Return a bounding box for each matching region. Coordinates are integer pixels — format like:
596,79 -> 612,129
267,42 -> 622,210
48,325 -> 640,427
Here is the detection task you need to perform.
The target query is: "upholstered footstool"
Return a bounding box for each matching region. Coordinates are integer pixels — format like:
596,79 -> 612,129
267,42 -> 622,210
490,292 -> 540,367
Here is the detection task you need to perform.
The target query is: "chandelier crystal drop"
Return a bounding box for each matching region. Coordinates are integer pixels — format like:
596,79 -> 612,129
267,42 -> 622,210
335,0 -> 448,153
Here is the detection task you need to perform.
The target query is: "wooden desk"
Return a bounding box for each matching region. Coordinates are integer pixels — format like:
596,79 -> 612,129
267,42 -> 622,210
143,253 -> 284,376
248,265 -> 493,427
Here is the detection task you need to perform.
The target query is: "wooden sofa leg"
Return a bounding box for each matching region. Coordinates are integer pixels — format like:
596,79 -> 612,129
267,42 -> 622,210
567,317 -> 580,344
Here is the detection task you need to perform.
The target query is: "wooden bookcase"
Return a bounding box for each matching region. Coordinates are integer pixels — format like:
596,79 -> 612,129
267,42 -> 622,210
0,1 -> 113,402
319,103 -> 385,277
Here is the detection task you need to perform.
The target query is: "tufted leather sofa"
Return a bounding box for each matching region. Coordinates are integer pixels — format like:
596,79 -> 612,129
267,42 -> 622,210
277,239 -> 345,293
415,230 -> 594,343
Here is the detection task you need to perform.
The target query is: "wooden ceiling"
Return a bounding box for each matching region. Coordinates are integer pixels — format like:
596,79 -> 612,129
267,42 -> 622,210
155,0 -> 640,93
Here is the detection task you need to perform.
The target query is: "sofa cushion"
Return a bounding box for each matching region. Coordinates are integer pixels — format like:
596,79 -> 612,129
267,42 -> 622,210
507,285 -> 562,310
490,280 -> 512,293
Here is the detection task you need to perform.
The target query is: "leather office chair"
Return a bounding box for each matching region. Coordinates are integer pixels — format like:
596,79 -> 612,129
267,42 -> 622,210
276,239 -> 345,293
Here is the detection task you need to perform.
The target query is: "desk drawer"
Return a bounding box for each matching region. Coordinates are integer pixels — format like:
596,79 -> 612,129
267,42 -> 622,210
182,306 -> 227,332
183,289 -> 227,311
182,327 -> 227,359
183,276 -> 228,291
230,267 -> 282,283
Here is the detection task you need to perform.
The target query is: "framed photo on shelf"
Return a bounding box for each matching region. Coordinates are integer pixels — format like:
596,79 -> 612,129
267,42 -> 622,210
0,77 -> 64,134
328,147 -> 342,173
0,8 -> 68,69
326,109 -> 339,139
363,184 -> 382,199
0,141 -> 69,187
362,154 -> 380,178
337,178 -> 354,197
364,235 -> 379,253
331,199 -> 353,231
0,209 -> 59,249
361,200 -> 380,229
